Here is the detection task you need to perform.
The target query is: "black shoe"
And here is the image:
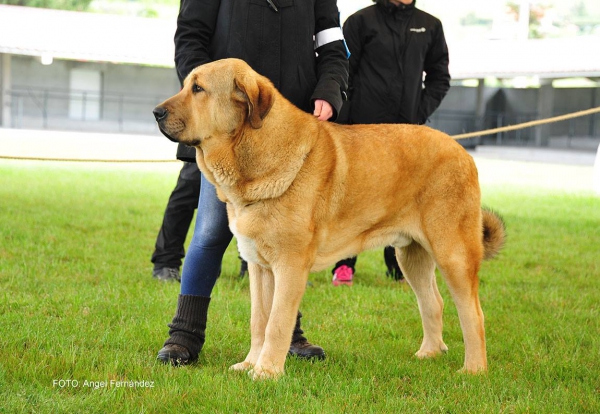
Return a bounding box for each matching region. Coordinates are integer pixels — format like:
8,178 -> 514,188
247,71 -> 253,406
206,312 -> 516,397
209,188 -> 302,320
153,267 -> 181,282
157,344 -> 196,366
288,339 -> 326,360
239,259 -> 248,278
386,267 -> 404,281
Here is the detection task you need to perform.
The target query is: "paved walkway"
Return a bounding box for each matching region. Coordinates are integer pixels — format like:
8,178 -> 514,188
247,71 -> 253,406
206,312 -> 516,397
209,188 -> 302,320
469,145 -> 596,166
466,145 -> 599,194
0,128 -> 178,162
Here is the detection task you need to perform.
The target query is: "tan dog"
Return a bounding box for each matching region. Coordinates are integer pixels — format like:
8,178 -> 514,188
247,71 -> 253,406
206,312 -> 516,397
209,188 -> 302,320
154,58 -> 505,380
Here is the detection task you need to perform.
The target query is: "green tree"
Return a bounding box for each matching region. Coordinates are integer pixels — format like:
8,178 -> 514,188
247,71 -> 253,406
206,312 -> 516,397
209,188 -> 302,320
0,0 -> 93,12
506,1 -> 554,39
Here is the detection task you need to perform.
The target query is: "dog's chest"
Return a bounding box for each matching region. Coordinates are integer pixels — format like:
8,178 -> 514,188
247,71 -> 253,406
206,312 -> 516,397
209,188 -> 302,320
229,215 -> 266,266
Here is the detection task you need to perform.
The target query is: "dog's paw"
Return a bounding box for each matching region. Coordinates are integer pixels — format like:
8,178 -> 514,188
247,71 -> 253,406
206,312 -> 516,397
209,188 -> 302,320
229,361 -> 253,372
458,361 -> 487,374
415,342 -> 448,359
248,366 -> 283,381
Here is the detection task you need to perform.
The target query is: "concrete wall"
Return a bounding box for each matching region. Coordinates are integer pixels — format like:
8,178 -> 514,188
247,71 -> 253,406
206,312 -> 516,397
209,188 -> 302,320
6,55 -> 179,134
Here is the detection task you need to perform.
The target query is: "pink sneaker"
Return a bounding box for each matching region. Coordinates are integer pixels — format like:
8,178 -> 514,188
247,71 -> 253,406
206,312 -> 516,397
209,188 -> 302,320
332,265 -> 354,286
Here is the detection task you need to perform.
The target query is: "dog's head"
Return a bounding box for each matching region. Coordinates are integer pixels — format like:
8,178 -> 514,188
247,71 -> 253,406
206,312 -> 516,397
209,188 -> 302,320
153,58 -> 275,147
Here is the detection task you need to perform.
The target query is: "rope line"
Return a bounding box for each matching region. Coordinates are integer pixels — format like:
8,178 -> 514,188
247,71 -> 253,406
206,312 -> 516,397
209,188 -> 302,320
2,107 -> 599,162
0,155 -> 178,163
451,106 -> 600,140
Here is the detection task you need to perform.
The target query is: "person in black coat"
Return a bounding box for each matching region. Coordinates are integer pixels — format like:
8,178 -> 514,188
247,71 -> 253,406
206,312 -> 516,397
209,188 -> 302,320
151,161 -> 200,283
331,0 -> 450,286
157,0 -> 349,366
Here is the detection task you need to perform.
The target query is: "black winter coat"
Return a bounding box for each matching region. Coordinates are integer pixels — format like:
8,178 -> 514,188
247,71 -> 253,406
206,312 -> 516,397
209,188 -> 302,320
343,0 -> 450,125
174,0 -> 349,161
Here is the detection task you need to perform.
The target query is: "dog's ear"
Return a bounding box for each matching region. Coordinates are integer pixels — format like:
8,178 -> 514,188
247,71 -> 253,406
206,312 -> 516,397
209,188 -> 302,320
234,74 -> 274,129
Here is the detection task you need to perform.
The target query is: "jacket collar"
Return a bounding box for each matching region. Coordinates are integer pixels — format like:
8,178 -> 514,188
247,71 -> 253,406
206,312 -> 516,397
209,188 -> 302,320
375,0 -> 416,14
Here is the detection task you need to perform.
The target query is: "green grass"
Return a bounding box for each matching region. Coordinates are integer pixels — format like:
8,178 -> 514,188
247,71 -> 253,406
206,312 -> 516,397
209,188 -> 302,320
1,159 -> 599,413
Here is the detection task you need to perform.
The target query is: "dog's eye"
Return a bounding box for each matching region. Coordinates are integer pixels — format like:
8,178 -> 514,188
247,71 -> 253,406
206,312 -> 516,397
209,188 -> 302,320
192,84 -> 204,94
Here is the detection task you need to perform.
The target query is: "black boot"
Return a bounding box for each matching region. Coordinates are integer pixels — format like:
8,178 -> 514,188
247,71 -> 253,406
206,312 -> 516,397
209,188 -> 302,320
288,311 -> 325,360
157,295 -> 210,366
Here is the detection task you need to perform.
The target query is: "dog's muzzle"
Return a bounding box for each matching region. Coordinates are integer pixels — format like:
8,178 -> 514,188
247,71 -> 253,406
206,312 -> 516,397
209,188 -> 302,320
152,106 -> 179,143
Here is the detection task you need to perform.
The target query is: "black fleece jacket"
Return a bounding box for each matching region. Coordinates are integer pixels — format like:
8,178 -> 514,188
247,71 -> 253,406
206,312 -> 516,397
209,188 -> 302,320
173,0 -> 349,161
343,0 -> 450,125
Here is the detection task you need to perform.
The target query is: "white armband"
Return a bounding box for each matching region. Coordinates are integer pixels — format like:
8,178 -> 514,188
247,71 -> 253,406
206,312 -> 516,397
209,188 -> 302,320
314,27 -> 345,50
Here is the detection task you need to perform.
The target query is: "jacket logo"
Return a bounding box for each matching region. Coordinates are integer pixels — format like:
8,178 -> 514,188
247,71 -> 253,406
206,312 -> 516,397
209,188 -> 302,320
410,27 -> 426,33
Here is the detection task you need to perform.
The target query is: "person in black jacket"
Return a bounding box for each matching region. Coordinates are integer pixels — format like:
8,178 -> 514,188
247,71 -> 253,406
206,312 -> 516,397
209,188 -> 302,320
151,161 -> 200,282
157,0 -> 349,366
331,0 -> 450,287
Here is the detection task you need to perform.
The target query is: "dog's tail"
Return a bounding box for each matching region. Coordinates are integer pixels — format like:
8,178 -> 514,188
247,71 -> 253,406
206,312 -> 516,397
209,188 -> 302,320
481,208 -> 506,260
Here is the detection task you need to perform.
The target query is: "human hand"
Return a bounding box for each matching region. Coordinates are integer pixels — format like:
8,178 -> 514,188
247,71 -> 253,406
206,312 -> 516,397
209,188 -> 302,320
313,99 -> 334,121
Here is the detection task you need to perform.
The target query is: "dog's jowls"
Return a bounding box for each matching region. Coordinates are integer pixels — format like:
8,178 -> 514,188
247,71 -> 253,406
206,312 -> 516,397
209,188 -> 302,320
154,58 -> 506,380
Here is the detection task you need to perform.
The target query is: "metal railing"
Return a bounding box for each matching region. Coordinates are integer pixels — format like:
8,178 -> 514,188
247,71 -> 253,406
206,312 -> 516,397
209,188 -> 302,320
7,87 -> 167,135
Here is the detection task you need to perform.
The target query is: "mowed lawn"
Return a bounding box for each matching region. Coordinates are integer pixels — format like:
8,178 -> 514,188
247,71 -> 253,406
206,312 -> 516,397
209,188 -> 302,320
0,157 -> 598,413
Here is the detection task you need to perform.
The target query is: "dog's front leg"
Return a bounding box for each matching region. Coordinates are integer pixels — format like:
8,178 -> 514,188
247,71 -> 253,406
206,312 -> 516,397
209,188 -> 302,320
230,263 -> 274,372
249,263 -> 308,380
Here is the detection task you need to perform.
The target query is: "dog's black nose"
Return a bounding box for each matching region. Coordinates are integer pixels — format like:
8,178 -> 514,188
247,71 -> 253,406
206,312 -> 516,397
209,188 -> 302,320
153,106 -> 168,122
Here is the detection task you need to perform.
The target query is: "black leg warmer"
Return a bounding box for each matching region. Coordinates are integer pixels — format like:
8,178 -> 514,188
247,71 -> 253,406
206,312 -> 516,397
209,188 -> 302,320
163,294 -> 211,361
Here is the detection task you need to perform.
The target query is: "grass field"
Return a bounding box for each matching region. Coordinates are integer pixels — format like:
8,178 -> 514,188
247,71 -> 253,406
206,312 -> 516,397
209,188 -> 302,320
1,158 -> 599,413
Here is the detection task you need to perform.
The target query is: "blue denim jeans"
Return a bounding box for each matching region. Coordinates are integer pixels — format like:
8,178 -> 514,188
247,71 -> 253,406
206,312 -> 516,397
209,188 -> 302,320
180,173 -> 233,296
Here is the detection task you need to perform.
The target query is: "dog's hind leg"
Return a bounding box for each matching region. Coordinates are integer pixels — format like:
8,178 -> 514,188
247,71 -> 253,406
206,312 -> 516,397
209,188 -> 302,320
398,242 -> 449,359
230,263 -> 274,373
433,240 -> 487,373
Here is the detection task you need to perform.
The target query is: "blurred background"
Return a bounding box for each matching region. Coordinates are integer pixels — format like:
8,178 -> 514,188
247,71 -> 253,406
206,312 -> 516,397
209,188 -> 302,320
1,0 -> 599,150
